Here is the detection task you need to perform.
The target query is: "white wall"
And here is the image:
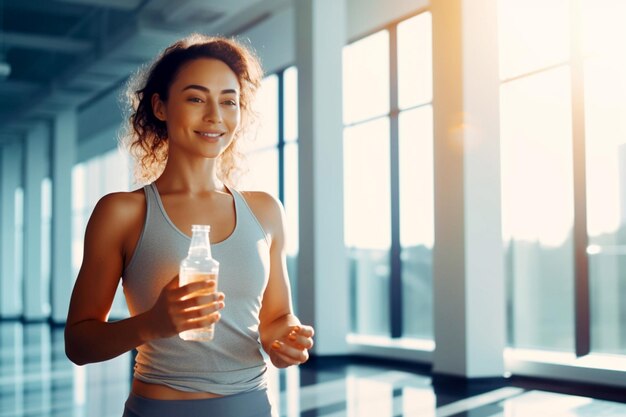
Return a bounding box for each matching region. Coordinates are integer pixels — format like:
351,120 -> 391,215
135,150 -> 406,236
347,0 -> 429,40
241,6 -> 295,74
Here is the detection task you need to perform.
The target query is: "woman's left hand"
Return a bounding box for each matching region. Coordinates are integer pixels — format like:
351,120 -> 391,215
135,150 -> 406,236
269,325 -> 315,368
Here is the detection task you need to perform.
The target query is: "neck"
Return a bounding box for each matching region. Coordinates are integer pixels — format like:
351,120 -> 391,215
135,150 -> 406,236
157,154 -> 225,194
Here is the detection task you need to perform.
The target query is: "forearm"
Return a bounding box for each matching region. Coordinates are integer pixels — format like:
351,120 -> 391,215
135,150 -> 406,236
65,311 -> 154,365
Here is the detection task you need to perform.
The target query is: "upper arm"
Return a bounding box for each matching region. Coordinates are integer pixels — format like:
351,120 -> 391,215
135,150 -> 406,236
249,193 -> 294,329
66,193 -> 141,327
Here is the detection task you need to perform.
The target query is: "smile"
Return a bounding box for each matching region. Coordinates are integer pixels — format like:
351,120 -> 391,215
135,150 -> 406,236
195,131 -> 225,138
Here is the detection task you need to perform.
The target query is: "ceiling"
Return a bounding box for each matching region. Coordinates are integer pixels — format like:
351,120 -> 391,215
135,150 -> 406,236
0,0 -> 288,141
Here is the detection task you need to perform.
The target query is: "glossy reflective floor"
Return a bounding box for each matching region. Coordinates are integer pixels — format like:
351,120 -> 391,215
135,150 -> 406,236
2,322 -> 626,417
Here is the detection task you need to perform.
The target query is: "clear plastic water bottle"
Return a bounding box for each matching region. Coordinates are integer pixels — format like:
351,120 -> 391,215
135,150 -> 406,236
179,224 -> 220,342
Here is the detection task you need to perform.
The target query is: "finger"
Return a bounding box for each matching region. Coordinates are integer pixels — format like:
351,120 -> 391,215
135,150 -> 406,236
183,300 -> 225,317
271,340 -> 309,364
174,280 -> 217,299
271,346 -> 309,366
180,312 -> 221,331
196,291 -> 225,305
272,350 -> 302,367
286,333 -> 314,350
292,325 -> 315,338
180,292 -> 225,310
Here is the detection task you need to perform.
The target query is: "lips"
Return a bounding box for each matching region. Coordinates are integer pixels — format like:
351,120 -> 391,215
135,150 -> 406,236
195,130 -> 225,138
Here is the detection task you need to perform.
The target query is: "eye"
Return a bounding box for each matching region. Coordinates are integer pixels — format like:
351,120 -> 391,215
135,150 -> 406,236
223,99 -> 238,106
188,97 -> 204,103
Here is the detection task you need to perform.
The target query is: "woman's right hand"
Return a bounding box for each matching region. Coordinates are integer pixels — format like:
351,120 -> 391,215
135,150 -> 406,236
144,275 -> 225,340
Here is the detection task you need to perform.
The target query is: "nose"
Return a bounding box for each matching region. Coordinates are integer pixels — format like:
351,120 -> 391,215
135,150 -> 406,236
203,100 -> 223,124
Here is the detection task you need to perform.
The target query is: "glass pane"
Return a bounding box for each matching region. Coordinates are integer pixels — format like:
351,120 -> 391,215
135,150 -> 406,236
103,150 -> 130,193
41,178 -> 52,316
71,164 -> 86,278
284,67 -> 298,142
251,75 -> 279,151
582,0 -> 626,60
584,53 -> 626,354
498,0 -> 570,80
398,12 -> 433,109
72,163 -> 85,211
14,188 -> 24,313
284,142 -> 299,312
343,31 -> 390,125
500,66 -> 575,351
344,118 -> 390,336
85,160 -> 101,208
399,106 -> 434,339
284,143 -> 299,256
242,148 -> 279,197
71,149 -> 131,318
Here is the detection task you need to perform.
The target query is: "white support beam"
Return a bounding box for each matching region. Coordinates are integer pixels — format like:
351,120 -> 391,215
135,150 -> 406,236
431,0 -> 505,378
296,0 -> 349,355
51,110 -> 77,323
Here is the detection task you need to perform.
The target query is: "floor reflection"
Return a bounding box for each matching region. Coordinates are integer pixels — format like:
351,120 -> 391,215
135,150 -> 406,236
1,322 -> 626,417
1,322 -> 130,417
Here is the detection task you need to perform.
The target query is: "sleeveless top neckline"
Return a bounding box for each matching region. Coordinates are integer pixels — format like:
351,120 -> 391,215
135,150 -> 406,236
149,182 -> 238,246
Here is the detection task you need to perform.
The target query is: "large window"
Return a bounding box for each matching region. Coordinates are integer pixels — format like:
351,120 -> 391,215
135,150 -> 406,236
499,0 -> 626,357
581,0 -> 626,356
72,148 -> 131,319
343,12 -> 434,340
240,67 -> 300,308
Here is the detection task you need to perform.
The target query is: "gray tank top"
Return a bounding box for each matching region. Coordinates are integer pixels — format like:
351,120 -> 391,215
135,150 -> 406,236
122,183 -> 271,395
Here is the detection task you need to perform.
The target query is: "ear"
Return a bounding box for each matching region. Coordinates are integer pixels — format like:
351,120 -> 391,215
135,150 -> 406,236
151,93 -> 167,121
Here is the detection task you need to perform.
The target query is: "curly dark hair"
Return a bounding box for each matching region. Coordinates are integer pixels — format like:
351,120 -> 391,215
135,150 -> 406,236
119,33 -> 264,185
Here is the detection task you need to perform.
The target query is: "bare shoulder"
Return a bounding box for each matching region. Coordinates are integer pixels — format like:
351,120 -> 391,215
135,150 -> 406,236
85,188 -> 146,259
90,188 -> 145,226
239,190 -> 285,240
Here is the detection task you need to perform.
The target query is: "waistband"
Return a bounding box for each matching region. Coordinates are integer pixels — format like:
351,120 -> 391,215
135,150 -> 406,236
122,388 -> 272,417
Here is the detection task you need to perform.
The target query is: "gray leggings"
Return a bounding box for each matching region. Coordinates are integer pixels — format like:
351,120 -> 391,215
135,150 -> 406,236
122,389 -> 272,417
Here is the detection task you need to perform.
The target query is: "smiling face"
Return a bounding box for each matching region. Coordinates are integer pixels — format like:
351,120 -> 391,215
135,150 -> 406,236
151,58 -> 242,160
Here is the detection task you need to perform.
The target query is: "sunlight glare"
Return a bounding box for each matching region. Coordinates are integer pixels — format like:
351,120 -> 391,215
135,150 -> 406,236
283,67 -> 299,142
399,106 -> 434,248
582,0 -> 626,239
500,66 -> 574,247
498,0 -> 570,80
584,58 -> 626,238
582,0 -> 626,63
342,31 -> 390,125
397,13 -> 432,109
251,75 -> 279,150
343,118 -> 391,250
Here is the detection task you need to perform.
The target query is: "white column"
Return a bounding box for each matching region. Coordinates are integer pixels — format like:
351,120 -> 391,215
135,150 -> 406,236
432,0 -> 505,377
51,110 -> 77,323
296,0 -> 349,354
24,123 -> 51,320
0,140 -> 24,318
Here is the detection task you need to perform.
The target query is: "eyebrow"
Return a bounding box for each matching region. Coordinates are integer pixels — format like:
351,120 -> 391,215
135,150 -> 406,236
181,84 -> 238,95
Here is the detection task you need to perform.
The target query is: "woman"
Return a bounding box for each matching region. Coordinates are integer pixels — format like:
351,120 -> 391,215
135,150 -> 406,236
64,34 -> 314,417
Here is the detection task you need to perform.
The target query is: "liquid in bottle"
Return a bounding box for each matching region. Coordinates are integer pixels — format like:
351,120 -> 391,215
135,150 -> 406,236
179,225 -> 220,342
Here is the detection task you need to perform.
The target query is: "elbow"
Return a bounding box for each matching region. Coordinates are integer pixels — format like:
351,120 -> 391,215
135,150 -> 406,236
64,327 -> 87,366
65,348 -> 87,366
